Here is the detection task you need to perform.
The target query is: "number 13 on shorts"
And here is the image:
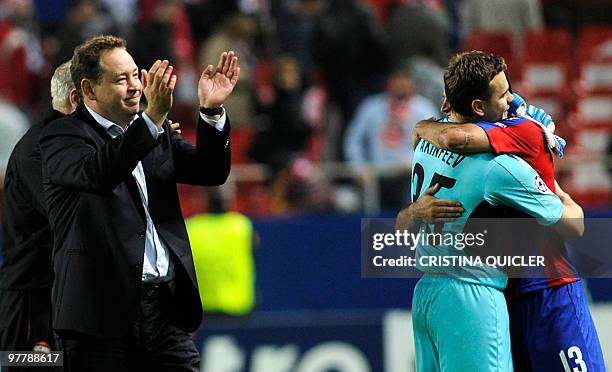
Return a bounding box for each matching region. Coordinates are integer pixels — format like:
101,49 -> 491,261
560,346 -> 587,372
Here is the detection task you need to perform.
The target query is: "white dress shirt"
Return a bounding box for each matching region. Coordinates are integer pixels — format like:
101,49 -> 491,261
85,104 -> 226,282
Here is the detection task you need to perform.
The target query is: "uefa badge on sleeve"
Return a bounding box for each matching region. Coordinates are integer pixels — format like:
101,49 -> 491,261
534,175 -> 549,194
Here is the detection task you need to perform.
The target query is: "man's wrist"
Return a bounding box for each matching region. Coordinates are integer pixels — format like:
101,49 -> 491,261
141,112 -> 165,139
143,109 -> 166,127
407,203 -> 424,223
200,105 -> 224,116
396,204 -> 421,231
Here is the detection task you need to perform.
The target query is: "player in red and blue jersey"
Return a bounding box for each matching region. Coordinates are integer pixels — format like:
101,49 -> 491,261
412,94 -> 605,372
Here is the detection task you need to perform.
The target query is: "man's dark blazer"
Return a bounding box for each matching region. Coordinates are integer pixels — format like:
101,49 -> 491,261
1,110 -> 64,290
39,103 -> 231,338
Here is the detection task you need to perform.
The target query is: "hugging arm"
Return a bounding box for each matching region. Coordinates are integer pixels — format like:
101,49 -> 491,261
413,120 -> 492,153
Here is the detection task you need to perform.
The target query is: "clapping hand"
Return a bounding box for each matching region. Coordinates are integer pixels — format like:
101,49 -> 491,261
198,51 -> 240,109
142,60 -> 176,127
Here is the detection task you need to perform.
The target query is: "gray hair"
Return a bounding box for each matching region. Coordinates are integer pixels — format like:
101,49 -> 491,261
50,61 -> 75,111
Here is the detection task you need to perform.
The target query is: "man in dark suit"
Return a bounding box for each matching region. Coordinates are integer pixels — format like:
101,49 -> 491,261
39,35 -> 239,371
0,61 -> 77,368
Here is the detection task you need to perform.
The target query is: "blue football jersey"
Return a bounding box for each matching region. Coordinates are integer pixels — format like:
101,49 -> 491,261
411,128 -> 564,289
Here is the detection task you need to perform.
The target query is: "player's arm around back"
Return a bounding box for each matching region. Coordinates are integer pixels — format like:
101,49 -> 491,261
553,180 -> 584,238
396,184 -> 464,232
413,119 -> 492,153
483,157 -> 584,240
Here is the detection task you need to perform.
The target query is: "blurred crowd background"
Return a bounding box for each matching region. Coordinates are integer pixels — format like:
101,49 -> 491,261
2,2 -> 612,365
0,0 -> 611,217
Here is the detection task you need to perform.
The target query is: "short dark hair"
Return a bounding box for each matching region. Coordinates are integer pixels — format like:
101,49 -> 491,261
443,51 -> 507,118
70,35 -> 127,98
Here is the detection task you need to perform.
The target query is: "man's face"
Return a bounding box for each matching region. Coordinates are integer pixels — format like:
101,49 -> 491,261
276,60 -> 300,91
90,48 -> 141,124
480,71 -> 512,122
388,71 -> 414,101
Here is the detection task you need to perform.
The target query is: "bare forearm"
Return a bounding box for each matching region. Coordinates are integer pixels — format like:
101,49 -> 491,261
413,120 -> 447,148
396,205 -> 422,232
413,120 -> 492,153
554,199 -> 585,239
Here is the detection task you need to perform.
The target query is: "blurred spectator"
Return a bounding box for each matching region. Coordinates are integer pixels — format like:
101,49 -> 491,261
186,187 -> 256,316
32,0 -> 70,29
364,0 -> 396,24
248,56 -> 337,214
460,0 -> 543,43
167,1 -> 200,108
237,0 -> 268,15
249,56 -> 313,177
199,13 -> 258,127
344,63 -> 438,209
131,0 -> 200,126
386,0 -> 451,67
443,0 -> 463,50
54,0 -> 117,64
99,0 -> 137,37
184,0 -> 238,45
0,0 -> 44,106
408,56 -> 445,108
130,0 -> 177,71
0,99 -> 29,187
0,21 -> 30,105
608,138 -> 612,181
274,0 -> 324,85
312,0 -> 389,159
274,158 -> 335,213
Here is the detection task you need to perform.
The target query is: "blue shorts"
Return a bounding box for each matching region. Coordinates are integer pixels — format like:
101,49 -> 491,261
508,280 -> 605,372
412,276 -> 513,372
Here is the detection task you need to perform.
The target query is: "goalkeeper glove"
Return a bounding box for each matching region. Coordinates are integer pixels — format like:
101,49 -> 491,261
509,93 -> 566,157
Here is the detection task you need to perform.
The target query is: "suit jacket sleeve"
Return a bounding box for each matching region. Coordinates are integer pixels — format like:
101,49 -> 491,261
40,115 -> 159,193
170,114 -> 231,185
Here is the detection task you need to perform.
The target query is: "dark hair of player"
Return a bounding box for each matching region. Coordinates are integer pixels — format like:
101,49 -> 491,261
443,51 -> 507,118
